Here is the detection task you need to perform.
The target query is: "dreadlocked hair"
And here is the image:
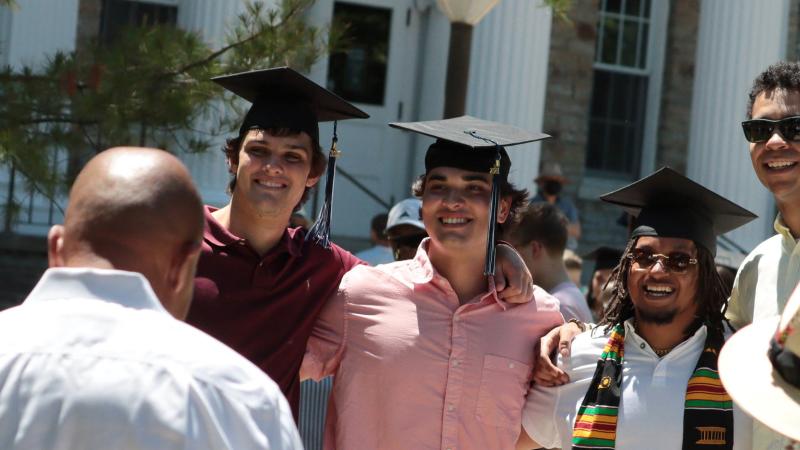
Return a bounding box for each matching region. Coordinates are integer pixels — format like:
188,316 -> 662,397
597,237 -> 734,342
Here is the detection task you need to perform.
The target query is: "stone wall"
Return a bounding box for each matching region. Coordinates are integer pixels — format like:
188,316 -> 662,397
656,0 -> 699,172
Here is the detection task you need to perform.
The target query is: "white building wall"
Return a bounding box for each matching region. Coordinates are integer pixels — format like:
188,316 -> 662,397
686,0 -> 789,252
175,0 -> 263,207
0,0 -> 78,235
466,0 -> 552,195
1,0 -> 78,69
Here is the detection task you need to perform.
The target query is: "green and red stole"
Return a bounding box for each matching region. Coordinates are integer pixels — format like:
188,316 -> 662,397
571,323 -> 734,450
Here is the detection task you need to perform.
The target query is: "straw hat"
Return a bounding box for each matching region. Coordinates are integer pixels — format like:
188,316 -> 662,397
534,161 -> 569,183
719,286 -> 800,441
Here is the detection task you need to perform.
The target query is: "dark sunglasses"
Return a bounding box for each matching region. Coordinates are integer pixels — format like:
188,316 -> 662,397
741,116 -> 800,143
627,249 -> 698,273
389,233 -> 427,249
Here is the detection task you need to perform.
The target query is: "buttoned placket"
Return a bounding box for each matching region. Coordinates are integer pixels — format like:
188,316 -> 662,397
783,231 -> 800,309
441,292 -> 468,450
628,323 -> 705,388
230,238 -> 272,285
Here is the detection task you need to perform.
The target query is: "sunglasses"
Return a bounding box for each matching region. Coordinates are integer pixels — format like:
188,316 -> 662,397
627,249 -> 698,273
389,233 -> 427,249
741,116 -> 800,143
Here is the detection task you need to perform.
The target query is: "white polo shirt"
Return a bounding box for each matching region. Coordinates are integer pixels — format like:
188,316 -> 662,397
0,268 -> 302,450
522,320 -> 752,450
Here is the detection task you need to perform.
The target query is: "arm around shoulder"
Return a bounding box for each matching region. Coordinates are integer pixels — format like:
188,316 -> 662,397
301,281 -> 350,381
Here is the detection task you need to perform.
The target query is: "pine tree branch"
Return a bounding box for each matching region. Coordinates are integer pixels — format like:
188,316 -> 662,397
158,1 -> 305,79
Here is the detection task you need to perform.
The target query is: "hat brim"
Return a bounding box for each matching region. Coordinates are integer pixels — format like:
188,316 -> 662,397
386,218 -> 425,232
719,318 -> 800,441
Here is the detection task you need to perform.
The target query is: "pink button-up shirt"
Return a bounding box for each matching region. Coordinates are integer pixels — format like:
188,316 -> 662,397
302,241 -> 564,450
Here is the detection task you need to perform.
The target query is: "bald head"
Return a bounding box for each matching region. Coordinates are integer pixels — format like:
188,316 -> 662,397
49,147 -> 204,318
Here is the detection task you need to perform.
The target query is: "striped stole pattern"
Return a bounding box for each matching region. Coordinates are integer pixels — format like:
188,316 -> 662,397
572,325 -> 625,449
571,324 -> 734,450
682,338 -> 734,449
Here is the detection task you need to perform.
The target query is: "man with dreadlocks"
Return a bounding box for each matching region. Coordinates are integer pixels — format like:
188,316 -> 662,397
517,168 -> 756,450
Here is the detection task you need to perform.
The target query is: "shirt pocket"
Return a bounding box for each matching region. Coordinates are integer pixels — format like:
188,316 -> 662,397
475,354 -> 532,429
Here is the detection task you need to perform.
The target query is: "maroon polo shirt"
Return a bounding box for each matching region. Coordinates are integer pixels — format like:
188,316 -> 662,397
186,206 -> 362,417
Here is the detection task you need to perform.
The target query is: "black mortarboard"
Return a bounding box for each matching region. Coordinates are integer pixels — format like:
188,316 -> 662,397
600,167 -> 757,255
583,246 -> 624,271
390,115 -> 550,275
212,67 -> 369,248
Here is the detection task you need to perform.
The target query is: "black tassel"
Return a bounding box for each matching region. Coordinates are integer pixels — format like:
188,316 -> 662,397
484,152 -> 501,276
306,121 -> 340,249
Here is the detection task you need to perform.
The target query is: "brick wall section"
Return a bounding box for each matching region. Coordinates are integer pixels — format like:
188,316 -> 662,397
540,1 -> 598,185
76,0 -> 102,56
788,0 -> 800,61
0,234 -> 47,310
655,0 -> 698,172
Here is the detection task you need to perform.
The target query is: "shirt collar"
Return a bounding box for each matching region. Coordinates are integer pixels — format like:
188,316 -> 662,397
622,318 -> 708,354
24,267 -> 169,314
774,214 -> 798,247
203,205 -> 302,258
409,238 -> 509,310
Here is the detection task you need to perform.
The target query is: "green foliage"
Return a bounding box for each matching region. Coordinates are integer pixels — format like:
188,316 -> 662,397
543,0 -> 574,23
0,0 -> 333,208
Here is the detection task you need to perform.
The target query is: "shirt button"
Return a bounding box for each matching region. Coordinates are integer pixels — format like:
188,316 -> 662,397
640,343 -> 646,349
508,362 -> 515,369
447,404 -> 455,412
452,360 -> 459,367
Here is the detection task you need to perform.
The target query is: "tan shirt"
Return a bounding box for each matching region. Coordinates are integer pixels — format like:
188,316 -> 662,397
726,214 -> 799,449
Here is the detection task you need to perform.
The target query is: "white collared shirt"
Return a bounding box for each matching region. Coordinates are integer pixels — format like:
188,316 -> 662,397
522,320 -> 753,450
0,268 -> 302,450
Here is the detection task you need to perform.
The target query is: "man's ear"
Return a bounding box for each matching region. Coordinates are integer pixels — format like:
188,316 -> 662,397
164,240 -> 202,320
306,173 -> 322,188
528,240 -> 544,259
226,154 -> 238,175
47,225 -> 65,267
497,197 -> 512,223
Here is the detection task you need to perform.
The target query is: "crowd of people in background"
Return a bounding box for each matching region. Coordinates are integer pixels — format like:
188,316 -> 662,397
0,59 -> 798,450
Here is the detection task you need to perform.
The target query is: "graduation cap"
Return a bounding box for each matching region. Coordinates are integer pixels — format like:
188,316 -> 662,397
583,246 -> 624,272
600,167 -> 757,255
212,67 -> 369,248
390,115 -> 550,275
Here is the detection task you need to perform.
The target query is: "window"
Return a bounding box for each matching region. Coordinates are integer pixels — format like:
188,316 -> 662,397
100,0 -> 178,44
326,2 -> 392,105
585,0 -> 657,178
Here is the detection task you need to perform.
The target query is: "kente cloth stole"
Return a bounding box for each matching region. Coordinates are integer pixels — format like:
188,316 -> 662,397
571,324 -> 734,450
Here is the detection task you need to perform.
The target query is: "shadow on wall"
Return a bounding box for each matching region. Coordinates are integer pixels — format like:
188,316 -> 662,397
0,234 -> 48,310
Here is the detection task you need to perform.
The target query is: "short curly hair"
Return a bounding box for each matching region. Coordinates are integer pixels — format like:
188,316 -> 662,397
411,174 -> 529,237
747,61 -> 800,118
222,128 -> 327,211
504,202 -> 568,255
